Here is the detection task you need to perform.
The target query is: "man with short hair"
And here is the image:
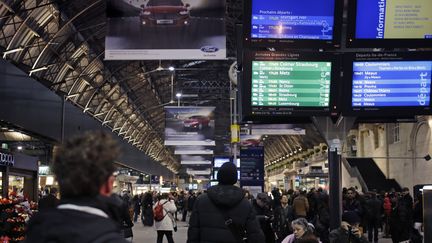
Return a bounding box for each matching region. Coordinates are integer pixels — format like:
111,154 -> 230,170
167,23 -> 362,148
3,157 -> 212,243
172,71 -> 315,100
25,131 -> 128,243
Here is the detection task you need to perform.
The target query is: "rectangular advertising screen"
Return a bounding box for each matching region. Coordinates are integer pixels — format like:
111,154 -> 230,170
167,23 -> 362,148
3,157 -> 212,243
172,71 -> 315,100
106,0 -> 226,60
355,0 -> 432,40
352,61 -> 432,107
251,61 -> 332,108
165,106 -> 215,146
251,0 -> 335,40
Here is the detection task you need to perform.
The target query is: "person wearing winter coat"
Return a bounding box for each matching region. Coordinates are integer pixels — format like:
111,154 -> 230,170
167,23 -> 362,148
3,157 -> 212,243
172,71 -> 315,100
25,132 -> 128,243
382,193 -> 392,238
329,211 -> 368,243
154,193 -> 177,243
293,191 -> 309,219
142,192 -> 154,226
342,189 -> 363,217
281,218 -> 320,243
253,192 -> 275,243
364,192 -> 382,243
187,162 -> 265,243
273,195 -> 295,243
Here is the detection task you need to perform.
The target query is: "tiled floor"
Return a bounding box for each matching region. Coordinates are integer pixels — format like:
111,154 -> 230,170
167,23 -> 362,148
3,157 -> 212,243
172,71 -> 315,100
131,220 -> 395,243
132,220 -> 189,243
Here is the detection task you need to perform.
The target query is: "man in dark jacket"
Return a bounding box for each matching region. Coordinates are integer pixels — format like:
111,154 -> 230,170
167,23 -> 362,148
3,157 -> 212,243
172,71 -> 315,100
25,131 -> 128,243
273,195 -> 294,243
343,188 -> 363,217
187,162 -> 264,243
364,192 -> 382,243
253,193 -> 275,243
38,187 -> 60,212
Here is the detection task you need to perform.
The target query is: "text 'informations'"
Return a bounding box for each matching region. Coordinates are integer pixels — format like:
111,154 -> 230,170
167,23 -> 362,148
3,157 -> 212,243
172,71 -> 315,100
356,0 -> 432,39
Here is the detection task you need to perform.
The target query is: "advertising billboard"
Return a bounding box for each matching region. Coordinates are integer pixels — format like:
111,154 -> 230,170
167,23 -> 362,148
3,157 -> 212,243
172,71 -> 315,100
165,106 -> 215,146
106,0 -> 226,60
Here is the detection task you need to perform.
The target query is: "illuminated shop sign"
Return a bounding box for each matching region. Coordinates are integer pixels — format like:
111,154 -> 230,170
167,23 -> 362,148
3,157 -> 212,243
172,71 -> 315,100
0,152 -> 14,166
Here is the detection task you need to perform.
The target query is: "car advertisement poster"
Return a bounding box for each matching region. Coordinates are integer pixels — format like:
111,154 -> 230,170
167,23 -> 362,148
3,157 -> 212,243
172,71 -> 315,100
180,155 -> 212,165
106,0 -> 226,60
239,134 -> 264,147
174,146 -> 213,155
165,106 -> 215,146
251,124 -> 306,135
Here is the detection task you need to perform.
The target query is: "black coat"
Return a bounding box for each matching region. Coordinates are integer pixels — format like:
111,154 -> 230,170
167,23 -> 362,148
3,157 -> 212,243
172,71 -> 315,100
187,185 -> 265,243
38,194 -> 60,212
329,228 -> 369,243
252,200 -> 275,243
273,205 -> 294,240
25,197 -> 128,243
365,197 -> 382,221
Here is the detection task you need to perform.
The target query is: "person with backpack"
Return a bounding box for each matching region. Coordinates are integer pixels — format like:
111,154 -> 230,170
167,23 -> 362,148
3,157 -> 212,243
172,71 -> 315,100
154,193 -> 177,243
187,162 -> 264,243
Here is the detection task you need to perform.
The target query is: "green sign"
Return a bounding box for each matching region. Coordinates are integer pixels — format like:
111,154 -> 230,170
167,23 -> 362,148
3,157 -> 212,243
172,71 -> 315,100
251,61 -> 331,107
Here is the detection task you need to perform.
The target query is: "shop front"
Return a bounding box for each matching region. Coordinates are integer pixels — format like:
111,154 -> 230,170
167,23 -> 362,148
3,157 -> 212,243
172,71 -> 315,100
1,152 -> 38,201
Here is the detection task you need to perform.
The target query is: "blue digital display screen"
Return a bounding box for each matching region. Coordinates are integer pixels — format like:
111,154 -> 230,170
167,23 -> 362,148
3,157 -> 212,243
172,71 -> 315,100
355,0 -> 432,40
251,0 -> 335,40
352,61 -> 432,107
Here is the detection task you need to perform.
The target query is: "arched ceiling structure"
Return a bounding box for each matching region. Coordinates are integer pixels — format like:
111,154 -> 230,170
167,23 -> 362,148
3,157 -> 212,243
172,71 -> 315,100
0,0 -> 326,174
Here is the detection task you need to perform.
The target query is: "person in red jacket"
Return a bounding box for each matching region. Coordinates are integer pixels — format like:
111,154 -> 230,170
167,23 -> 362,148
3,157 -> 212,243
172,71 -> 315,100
382,193 -> 392,238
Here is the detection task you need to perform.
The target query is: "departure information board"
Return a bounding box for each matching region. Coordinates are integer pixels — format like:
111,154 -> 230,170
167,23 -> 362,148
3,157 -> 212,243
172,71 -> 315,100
251,0 -> 335,40
355,0 -> 432,39
251,61 -> 332,107
352,61 -> 432,107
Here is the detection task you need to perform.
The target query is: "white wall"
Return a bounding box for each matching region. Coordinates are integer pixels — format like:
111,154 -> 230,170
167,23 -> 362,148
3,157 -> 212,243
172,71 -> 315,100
353,121 -> 432,193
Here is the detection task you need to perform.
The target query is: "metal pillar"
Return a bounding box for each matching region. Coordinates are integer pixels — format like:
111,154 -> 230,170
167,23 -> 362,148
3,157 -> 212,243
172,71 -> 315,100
329,149 -> 342,230
424,186 -> 432,242
1,166 -> 9,198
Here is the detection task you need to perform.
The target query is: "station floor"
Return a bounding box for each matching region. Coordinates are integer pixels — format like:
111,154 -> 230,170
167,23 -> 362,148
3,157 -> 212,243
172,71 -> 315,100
131,220 -> 394,243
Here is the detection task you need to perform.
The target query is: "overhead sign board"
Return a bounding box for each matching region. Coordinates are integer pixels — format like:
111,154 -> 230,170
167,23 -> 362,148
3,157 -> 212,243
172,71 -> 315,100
0,152 -> 14,166
105,0 -> 226,60
165,106 -> 215,146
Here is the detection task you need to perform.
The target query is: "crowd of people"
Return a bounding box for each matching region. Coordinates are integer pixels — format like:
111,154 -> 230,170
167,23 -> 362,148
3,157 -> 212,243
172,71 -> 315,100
25,131 -> 425,243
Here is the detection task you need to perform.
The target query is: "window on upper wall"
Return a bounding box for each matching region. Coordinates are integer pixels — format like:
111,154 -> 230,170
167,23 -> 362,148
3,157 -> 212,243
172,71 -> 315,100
391,123 -> 400,144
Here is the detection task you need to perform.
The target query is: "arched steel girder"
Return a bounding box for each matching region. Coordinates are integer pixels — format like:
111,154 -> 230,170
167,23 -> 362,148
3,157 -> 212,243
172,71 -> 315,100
280,136 -> 295,153
32,0 -> 101,70
50,27 -> 107,87
66,51 -> 104,100
83,64 -> 133,113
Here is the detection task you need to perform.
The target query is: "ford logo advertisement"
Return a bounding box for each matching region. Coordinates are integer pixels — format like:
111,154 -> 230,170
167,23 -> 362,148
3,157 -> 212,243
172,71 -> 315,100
200,46 -> 219,53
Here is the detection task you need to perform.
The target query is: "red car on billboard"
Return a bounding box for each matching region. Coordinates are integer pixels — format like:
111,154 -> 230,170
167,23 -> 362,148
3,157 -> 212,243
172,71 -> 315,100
183,115 -> 210,130
140,0 -> 190,26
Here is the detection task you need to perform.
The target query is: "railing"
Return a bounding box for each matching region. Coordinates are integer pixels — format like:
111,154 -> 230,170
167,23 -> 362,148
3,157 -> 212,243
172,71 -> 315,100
341,157 -> 369,192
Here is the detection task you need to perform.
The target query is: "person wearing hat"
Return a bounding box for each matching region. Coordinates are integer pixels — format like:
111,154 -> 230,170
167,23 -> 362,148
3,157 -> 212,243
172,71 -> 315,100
187,162 -> 264,243
329,211 -> 368,243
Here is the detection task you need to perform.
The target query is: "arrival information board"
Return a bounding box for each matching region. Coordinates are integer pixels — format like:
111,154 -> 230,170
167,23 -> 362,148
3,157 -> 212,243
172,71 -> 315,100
352,61 -> 432,107
251,61 -> 331,107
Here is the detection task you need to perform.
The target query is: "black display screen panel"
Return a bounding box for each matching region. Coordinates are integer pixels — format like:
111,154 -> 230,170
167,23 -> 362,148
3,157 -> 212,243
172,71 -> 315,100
241,51 -> 339,122
347,0 -> 432,48
344,52 -> 432,117
244,0 -> 343,48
